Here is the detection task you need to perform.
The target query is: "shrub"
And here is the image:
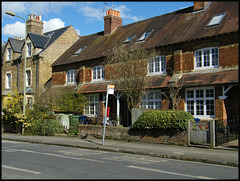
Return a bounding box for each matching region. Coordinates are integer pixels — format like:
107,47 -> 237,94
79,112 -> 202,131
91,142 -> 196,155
68,116 -> 80,135
25,117 -> 64,136
132,110 -> 194,130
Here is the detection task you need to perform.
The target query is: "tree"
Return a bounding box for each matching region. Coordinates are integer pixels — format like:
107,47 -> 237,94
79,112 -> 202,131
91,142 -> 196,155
105,44 -> 159,115
162,74 -> 184,111
47,88 -> 86,115
2,84 -> 24,133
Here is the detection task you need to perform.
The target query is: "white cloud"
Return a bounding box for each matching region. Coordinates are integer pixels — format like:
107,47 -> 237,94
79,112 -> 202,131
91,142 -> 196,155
2,2 -> 76,17
2,2 -> 27,15
2,18 -> 66,38
43,18 -> 65,33
115,5 -> 143,22
2,21 -> 25,38
75,29 -> 80,36
77,5 -> 103,21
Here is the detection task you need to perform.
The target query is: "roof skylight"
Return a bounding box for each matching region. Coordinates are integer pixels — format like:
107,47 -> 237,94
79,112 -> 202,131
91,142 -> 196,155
46,31 -> 54,37
74,46 -> 86,55
207,12 -> 226,27
138,29 -> 154,42
124,35 -> 135,43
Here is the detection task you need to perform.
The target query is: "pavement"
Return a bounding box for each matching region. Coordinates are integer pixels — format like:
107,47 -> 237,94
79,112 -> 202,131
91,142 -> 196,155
1,133 -> 238,167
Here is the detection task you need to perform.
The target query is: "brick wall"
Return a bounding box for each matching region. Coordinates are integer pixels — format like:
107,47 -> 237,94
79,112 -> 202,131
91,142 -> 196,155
52,72 -> 66,85
219,44 -> 239,67
79,125 -> 187,146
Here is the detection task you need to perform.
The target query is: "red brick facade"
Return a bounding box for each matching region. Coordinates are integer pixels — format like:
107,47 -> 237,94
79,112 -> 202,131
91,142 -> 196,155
52,72 -> 66,85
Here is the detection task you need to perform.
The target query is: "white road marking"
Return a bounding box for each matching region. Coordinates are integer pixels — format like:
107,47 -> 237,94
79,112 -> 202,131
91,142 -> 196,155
2,165 -> 41,175
3,148 -> 104,163
127,165 -> 215,179
104,155 -> 167,164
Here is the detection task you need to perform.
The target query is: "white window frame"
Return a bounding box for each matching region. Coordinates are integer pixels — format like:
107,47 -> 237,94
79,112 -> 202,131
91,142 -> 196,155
124,35 -> 135,43
74,46 -> 86,55
6,72 -> 11,89
194,47 -> 219,70
26,70 -> 31,87
27,42 -> 32,57
7,48 -> 12,61
140,90 -> 162,109
84,94 -> 99,116
138,30 -> 153,42
27,97 -> 33,110
66,69 -> 76,84
148,56 -> 166,75
92,65 -> 105,81
207,12 -> 226,27
185,87 -> 215,118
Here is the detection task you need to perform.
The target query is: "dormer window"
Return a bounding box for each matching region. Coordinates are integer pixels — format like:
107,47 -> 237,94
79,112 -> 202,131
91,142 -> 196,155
74,46 -> 86,56
138,30 -> 153,42
46,31 -> 54,37
207,12 -> 226,27
124,35 -> 135,43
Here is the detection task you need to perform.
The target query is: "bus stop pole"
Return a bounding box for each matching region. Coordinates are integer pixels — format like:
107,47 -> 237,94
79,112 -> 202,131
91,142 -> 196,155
102,86 -> 109,145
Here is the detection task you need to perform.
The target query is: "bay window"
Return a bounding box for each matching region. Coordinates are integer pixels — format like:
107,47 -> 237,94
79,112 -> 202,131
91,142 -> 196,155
84,94 -> 99,116
185,87 -> 215,118
140,91 -> 162,109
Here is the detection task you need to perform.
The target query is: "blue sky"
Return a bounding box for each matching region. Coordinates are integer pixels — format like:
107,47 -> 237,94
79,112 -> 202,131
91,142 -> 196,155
2,1 -> 193,44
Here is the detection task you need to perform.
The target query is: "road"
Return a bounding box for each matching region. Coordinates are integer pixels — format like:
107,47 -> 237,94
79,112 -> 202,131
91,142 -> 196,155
2,140 -> 238,179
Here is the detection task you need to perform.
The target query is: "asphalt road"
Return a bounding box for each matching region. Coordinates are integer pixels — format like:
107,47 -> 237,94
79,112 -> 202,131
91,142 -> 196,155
2,140 -> 238,179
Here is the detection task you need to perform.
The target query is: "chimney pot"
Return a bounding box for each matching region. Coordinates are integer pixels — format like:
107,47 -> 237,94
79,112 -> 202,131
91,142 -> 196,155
104,8 -> 122,35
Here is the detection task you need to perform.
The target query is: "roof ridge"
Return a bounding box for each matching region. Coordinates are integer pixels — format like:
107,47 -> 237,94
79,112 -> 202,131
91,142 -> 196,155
43,25 -> 71,34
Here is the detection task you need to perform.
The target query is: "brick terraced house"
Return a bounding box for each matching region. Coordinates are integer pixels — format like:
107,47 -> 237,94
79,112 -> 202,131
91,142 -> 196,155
50,1 -> 238,126
2,14 -> 79,107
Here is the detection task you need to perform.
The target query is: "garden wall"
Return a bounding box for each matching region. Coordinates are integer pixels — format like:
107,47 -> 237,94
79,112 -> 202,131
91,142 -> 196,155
79,125 -> 187,146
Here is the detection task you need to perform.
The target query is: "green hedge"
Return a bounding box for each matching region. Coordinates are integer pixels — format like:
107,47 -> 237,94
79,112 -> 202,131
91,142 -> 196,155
68,116 -> 80,135
132,110 -> 194,130
25,119 -> 64,136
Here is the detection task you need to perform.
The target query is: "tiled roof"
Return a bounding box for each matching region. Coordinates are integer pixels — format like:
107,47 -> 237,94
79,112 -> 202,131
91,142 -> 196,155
42,26 -> 71,50
8,38 -> 24,53
29,33 -> 50,49
77,75 -> 171,93
52,1 -> 238,67
28,26 -> 71,53
176,69 -> 238,87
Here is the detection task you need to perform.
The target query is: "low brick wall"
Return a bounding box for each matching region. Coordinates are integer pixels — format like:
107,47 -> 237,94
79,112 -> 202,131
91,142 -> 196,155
79,125 -> 187,146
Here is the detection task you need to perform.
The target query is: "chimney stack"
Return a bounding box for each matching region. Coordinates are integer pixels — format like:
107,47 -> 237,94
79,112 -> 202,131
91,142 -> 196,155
26,14 -> 44,35
193,1 -> 208,11
104,9 -> 122,35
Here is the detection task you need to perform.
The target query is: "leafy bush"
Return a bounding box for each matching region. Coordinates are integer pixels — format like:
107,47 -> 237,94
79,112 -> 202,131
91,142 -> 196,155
25,114 -> 64,136
132,110 -> 194,130
24,97 -> 64,136
68,116 -> 80,135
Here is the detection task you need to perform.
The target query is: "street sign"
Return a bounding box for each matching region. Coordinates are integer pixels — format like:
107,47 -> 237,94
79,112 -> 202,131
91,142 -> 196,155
108,85 -> 115,95
102,84 -> 115,145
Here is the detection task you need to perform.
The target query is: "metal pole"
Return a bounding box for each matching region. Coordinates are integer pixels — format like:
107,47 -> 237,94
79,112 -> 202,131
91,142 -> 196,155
102,85 -> 109,145
5,12 -> 26,134
22,18 -> 27,134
